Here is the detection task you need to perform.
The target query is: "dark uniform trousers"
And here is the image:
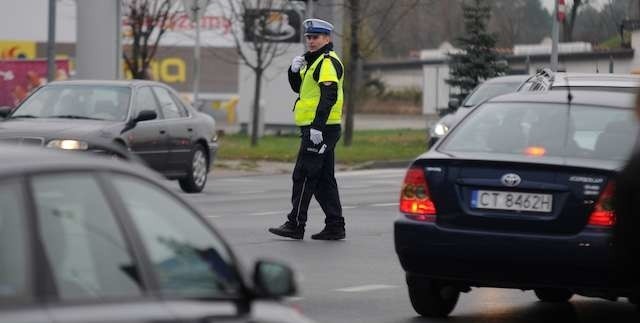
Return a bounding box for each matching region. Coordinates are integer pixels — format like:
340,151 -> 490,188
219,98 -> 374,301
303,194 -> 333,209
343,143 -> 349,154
287,125 -> 344,229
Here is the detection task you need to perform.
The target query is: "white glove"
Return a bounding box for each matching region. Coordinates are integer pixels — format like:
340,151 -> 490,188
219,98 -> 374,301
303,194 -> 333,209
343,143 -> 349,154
310,128 -> 323,145
291,56 -> 305,73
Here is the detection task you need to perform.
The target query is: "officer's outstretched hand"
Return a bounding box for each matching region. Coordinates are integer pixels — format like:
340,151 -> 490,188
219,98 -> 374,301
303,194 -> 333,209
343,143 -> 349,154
310,128 -> 323,145
291,56 -> 306,73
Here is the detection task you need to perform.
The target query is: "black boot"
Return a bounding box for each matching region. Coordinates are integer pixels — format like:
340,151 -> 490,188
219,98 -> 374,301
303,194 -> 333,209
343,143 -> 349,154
268,222 -> 304,240
311,226 -> 345,240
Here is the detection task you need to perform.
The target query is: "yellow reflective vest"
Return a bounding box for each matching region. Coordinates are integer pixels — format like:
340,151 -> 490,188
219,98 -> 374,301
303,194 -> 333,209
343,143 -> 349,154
294,51 -> 344,126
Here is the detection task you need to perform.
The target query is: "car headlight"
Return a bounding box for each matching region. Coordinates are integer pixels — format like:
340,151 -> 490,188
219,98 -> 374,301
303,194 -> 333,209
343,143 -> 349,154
46,139 -> 89,150
433,123 -> 449,137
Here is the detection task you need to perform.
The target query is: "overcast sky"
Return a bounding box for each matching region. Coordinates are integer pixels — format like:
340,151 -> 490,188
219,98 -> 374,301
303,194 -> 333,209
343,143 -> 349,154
541,0 -> 606,12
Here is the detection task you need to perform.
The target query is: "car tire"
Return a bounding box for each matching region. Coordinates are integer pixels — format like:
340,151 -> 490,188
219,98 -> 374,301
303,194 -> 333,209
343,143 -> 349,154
406,274 -> 459,317
179,144 -> 208,193
534,288 -> 573,302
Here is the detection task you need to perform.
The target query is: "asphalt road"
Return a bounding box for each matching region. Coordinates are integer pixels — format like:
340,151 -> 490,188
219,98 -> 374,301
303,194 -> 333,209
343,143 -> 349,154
166,169 -> 638,323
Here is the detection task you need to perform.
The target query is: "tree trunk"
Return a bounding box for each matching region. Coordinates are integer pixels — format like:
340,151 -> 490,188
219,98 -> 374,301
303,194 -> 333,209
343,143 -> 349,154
563,0 -> 582,42
250,68 -> 263,147
343,0 -> 360,147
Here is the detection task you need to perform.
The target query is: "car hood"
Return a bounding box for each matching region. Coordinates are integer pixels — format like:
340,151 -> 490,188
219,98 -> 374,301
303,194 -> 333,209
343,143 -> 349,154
0,118 -> 123,140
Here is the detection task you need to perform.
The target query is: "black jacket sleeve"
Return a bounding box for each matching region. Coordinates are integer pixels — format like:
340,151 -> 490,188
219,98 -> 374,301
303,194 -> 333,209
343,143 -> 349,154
311,82 -> 338,130
288,68 -> 302,93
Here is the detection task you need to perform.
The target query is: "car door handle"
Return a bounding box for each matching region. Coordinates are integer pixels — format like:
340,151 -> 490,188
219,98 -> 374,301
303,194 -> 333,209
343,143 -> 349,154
160,130 -> 166,134
188,128 -> 193,132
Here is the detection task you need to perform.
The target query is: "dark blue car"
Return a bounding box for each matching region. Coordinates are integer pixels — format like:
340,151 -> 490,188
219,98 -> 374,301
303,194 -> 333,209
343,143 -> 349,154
395,90 -> 639,317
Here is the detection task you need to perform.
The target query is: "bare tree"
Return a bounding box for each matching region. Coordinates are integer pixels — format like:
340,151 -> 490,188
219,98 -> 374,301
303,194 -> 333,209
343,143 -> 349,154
563,0 -> 587,42
219,0 -> 293,146
122,0 -> 181,79
489,0 -> 550,47
341,0 -> 421,146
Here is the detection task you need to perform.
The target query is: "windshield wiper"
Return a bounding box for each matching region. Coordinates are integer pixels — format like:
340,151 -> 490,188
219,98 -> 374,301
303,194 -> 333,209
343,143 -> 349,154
50,115 -> 104,120
8,115 -> 39,119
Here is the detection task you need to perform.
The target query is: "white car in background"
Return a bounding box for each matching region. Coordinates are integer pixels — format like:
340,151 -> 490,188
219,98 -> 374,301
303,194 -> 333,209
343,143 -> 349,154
429,70 -> 640,148
429,75 -> 531,147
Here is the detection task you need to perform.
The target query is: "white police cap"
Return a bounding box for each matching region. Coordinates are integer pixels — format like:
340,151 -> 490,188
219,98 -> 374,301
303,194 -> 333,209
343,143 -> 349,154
303,18 -> 333,35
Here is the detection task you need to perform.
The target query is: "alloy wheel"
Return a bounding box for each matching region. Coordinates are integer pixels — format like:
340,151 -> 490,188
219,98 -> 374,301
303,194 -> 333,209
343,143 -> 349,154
192,149 -> 207,188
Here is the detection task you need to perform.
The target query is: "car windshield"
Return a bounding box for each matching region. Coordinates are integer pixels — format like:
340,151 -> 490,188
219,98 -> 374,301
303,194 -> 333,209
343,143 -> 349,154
462,82 -> 523,107
441,102 -> 638,161
12,85 -> 131,121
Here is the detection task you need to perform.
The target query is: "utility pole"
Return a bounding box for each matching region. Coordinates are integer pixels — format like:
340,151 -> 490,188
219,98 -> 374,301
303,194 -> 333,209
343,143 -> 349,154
551,0 -> 565,72
343,0 -> 359,147
47,0 -> 56,82
193,4 -> 202,108
183,0 -> 209,110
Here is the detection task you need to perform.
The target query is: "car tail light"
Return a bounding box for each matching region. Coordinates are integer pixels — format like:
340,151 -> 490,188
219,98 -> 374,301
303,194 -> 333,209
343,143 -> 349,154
588,181 -> 615,227
524,146 -> 546,157
399,166 -> 436,221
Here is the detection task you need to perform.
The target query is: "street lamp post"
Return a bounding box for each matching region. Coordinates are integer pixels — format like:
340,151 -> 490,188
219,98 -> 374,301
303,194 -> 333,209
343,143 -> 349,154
183,0 -> 209,110
551,0 -> 566,72
47,0 -> 56,82
551,1 -> 559,72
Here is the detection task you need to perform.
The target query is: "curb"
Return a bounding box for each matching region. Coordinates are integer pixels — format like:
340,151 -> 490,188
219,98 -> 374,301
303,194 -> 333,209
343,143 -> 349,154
212,159 -> 412,177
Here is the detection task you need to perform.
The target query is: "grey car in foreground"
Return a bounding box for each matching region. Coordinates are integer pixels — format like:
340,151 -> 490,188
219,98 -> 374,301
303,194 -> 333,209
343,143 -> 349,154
0,144 -> 313,323
0,80 -> 218,193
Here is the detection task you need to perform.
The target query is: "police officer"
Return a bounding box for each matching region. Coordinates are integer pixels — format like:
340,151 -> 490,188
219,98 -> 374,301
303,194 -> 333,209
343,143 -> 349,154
268,18 -> 345,240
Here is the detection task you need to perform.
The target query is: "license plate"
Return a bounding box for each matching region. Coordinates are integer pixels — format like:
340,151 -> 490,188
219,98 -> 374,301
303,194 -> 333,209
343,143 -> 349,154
471,190 -> 553,213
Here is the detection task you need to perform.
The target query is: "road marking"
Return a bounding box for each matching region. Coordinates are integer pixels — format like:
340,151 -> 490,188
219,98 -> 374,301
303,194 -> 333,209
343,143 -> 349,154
284,296 -> 304,302
371,202 -> 399,207
204,215 -> 223,218
342,205 -> 357,209
334,284 -> 398,293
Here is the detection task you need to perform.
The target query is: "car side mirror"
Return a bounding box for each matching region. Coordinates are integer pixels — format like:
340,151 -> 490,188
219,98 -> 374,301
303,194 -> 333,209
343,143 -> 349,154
448,98 -> 460,110
134,110 -> 157,123
121,110 -> 157,134
0,106 -> 12,118
252,260 -> 297,299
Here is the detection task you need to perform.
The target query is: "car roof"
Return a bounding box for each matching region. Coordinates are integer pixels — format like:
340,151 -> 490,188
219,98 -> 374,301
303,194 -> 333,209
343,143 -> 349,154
46,79 -> 162,88
488,89 -> 635,109
483,74 -> 531,84
0,144 -> 158,179
551,73 -> 640,88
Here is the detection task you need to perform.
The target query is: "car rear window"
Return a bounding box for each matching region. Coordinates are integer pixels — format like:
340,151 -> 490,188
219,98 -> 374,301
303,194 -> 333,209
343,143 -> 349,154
462,82 -> 523,107
440,102 -> 638,161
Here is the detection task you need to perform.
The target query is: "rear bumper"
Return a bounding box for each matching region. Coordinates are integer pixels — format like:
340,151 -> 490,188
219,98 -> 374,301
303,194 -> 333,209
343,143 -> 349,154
394,216 -> 621,290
